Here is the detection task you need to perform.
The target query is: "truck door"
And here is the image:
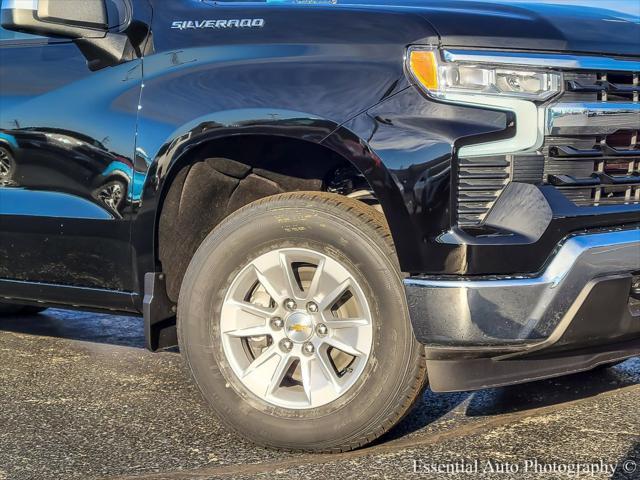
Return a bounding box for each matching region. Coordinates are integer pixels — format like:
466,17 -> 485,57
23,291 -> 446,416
0,2 -> 144,296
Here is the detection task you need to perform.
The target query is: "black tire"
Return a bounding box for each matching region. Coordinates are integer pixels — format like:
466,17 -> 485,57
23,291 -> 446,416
178,192 -> 427,452
0,304 -> 47,316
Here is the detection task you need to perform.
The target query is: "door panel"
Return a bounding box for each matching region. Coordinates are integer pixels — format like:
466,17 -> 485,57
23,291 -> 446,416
0,34 -> 142,292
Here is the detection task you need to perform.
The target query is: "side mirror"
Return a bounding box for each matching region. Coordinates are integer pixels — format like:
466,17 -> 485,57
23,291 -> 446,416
1,0 -> 108,39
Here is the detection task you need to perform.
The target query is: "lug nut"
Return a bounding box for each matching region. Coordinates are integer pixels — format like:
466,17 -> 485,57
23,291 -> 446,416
306,302 -> 319,313
316,324 -> 328,336
279,339 -> 293,352
284,298 -> 297,311
302,342 -> 315,355
270,317 -> 284,330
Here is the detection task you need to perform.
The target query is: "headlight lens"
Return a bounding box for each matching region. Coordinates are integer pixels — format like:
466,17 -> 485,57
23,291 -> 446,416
409,48 -> 561,101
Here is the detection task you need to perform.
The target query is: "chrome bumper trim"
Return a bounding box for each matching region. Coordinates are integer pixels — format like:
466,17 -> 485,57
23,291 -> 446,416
405,229 -> 640,345
546,102 -> 640,136
443,50 -> 640,72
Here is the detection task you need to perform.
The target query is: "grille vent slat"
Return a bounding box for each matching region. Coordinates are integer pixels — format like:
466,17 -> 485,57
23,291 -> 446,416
456,156 -> 511,226
544,138 -> 640,206
566,71 -> 640,102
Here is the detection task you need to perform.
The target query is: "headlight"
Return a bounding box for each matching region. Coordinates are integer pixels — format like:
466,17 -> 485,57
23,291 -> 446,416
408,48 -> 561,101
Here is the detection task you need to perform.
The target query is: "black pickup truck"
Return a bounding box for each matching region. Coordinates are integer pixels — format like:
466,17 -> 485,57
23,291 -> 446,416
0,0 -> 639,452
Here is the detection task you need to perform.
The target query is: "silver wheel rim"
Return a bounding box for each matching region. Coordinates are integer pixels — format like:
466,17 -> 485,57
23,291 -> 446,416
0,149 -> 12,178
221,248 -> 373,409
97,181 -> 124,210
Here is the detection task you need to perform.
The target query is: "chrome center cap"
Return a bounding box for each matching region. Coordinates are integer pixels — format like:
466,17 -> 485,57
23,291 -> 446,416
284,312 -> 314,343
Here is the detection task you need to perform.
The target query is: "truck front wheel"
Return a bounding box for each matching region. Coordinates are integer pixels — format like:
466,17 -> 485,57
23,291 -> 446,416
178,192 -> 427,452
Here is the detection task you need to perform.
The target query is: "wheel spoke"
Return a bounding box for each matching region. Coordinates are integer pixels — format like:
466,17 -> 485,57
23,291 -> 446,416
252,265 -> 284,304
241,344 -> 280,378
279,252 -> 304,300
323,336 -> 363,358
301,355 -> 344,403
318,278 -> 352,311
227,299 -> 274,320
224,323 -> 270,338
305,257 -> 326,301
266,354 -> 293,396
300,357 -> 313,403
316,350 -> 342,392
322,318 -> 369,329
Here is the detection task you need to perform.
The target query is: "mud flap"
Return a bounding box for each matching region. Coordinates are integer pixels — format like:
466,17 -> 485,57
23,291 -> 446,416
143,272 -> 178,351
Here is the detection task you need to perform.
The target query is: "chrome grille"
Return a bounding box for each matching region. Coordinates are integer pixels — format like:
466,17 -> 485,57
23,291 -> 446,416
544,134 -> 640,206
565,71 -> 639,102
543,69 -> 640,207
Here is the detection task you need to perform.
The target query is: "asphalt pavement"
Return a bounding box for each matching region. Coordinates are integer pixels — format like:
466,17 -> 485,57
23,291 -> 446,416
0,309 -> 638,480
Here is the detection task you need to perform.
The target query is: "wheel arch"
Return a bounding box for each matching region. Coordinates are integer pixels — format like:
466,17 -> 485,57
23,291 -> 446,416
137,116 -> 412,351
0,132 -> 19,153
148,121 -> 408,293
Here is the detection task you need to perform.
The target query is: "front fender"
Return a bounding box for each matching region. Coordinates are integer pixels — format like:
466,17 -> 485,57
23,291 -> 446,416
321,122 -> 421,270
328,86 -> 514,274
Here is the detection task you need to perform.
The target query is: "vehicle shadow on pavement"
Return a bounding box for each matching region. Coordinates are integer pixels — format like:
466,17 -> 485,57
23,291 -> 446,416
377,389 -> 473,443
381,358 -> 639,443
0,308 -> 147,348
465,359 -> 640,417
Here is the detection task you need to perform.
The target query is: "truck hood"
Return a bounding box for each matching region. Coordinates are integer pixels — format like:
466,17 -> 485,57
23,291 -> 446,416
340,0 -> 640,58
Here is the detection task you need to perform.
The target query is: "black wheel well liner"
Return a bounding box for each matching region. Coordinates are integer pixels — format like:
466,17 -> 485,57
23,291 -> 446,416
155,134 -> 376,303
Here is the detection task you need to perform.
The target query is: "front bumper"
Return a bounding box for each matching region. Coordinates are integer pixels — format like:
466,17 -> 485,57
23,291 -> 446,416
405,228 -> 640,391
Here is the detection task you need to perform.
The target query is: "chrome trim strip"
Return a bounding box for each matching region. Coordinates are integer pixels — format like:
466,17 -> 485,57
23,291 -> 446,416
443,50 -> 640,72
406,229 -> 640,290
405,229 -> 640,343
546,102 -> 640,136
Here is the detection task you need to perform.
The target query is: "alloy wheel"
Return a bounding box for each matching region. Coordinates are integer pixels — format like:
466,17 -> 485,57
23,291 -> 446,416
0,148 -> 13,179
220,248 -> 373,409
